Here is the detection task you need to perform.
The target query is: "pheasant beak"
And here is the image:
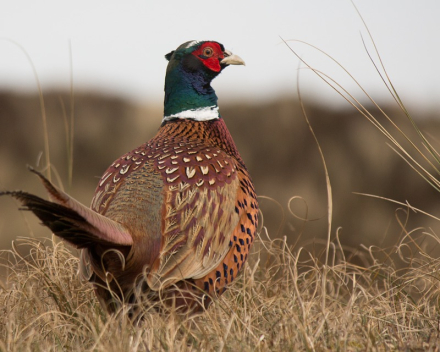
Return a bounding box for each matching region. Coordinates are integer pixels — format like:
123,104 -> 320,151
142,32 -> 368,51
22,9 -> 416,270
221,50 -> 246,66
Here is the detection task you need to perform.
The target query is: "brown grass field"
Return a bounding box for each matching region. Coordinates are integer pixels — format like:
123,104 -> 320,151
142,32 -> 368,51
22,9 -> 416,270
1,222 -> 440,350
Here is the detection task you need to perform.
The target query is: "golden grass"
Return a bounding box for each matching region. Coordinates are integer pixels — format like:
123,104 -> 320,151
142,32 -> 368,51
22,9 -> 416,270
1,225 -> 440,351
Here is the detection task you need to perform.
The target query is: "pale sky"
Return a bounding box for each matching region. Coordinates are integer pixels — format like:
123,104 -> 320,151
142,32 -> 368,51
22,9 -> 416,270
0,0 -> 439,111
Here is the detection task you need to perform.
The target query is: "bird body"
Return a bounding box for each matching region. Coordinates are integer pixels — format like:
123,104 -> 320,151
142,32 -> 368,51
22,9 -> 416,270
1,40 -> 258,315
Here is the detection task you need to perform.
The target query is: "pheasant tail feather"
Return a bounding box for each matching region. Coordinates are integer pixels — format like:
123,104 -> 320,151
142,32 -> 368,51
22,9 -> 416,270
0,169 -> 133,248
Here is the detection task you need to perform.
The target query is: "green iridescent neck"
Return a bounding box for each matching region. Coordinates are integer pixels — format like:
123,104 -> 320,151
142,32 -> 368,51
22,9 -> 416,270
163,61 -> 220,121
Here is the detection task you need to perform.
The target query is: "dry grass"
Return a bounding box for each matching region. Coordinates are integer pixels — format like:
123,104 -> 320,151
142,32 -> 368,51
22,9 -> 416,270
1,224 -> 440,351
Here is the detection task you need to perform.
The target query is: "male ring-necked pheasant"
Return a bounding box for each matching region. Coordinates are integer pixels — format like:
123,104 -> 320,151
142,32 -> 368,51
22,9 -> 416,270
1,40 -> 258,316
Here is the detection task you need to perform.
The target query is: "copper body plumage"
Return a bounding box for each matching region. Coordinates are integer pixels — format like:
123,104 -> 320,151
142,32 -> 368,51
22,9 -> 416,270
89,118 -> 258,312
0,40 -> 258,316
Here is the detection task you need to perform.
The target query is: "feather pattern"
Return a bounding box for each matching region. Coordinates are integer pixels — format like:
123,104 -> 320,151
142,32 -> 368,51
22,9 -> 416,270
89,118 -> 258,299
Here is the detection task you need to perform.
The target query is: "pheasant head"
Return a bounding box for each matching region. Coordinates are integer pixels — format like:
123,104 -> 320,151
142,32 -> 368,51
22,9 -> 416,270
163,40 -> 245,121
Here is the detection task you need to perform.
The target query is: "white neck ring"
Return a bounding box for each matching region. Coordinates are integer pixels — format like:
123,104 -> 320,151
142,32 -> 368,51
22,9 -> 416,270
163,105 -> 219,122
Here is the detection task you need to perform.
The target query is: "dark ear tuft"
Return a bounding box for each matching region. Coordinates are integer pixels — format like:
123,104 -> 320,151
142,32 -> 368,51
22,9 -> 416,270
165,51 -> 175,61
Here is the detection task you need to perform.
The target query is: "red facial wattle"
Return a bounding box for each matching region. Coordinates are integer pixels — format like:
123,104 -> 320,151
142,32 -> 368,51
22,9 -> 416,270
191,42 -> 224,72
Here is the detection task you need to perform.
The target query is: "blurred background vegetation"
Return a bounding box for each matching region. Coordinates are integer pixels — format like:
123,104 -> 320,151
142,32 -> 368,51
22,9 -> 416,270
1,91 -> 439,260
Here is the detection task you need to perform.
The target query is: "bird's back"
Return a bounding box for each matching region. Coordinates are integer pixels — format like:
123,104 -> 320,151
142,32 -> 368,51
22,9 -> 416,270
85,118 -> 258,312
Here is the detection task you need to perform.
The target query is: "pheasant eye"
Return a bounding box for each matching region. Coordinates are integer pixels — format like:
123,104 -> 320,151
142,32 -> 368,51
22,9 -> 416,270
202,47 -> 214,57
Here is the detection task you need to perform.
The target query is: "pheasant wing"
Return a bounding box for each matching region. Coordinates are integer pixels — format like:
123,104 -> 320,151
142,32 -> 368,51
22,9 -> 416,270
146,144 -> 241,290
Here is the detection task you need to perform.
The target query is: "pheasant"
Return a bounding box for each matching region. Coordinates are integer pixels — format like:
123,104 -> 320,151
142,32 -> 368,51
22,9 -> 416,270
0,40 -> 258,316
